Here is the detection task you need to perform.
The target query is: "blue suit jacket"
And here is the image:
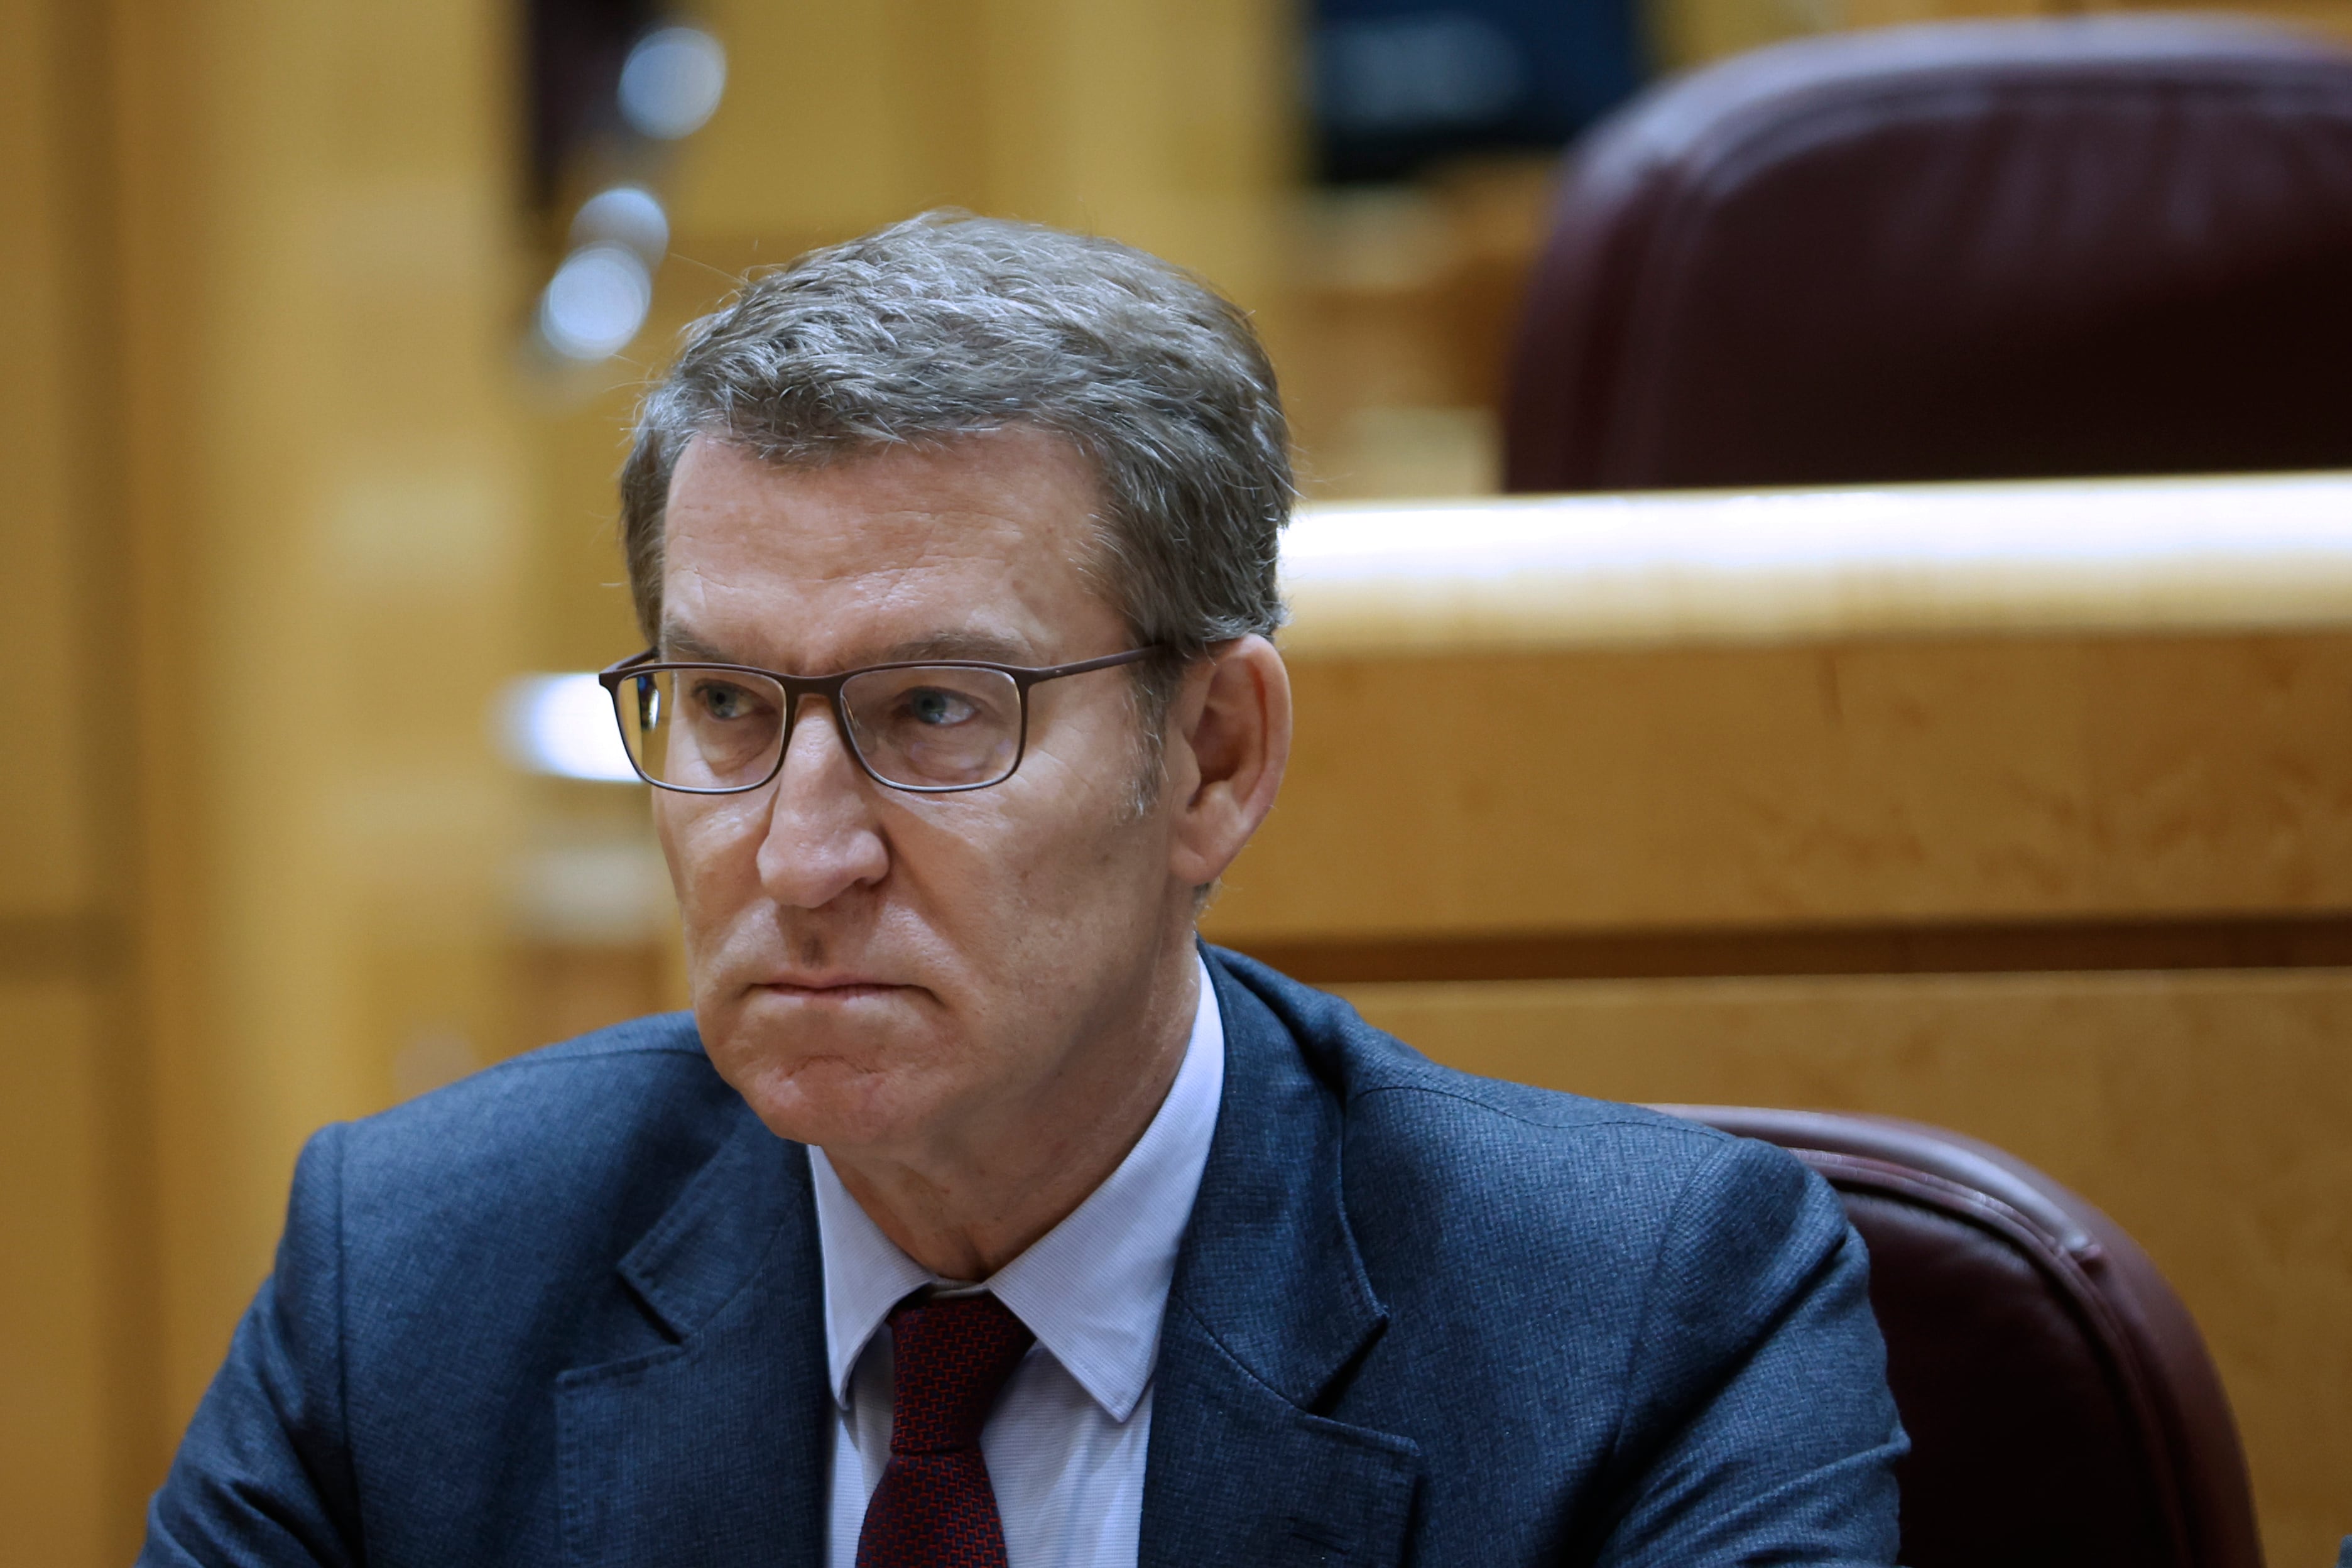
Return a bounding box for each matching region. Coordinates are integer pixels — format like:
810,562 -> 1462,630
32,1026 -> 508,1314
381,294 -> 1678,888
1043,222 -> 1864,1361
144,949 -> 1904,1566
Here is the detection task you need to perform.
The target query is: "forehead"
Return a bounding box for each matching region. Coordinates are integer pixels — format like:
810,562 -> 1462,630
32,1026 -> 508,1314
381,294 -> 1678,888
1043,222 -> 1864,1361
656,428 -> 1121,666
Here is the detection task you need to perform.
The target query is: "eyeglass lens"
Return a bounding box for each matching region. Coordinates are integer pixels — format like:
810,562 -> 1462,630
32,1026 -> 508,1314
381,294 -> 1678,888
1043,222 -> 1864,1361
618,666 -> 1025,792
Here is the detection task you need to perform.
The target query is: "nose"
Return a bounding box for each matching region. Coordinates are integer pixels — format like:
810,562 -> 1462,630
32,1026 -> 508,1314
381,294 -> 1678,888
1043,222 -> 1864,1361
754,695 -> 891,909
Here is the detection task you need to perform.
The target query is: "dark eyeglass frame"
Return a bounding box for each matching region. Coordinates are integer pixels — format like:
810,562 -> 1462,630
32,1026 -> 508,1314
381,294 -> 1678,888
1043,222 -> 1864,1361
596,645 -> 1164,795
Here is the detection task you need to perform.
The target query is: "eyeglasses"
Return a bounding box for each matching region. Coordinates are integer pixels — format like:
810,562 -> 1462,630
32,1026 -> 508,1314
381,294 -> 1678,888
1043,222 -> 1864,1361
597,646 -> 1162,795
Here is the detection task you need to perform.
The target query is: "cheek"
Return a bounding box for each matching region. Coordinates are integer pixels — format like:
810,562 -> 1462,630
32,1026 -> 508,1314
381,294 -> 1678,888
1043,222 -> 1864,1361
889,788 -> 1138,962
987,782 -> 1163,949
655,797 -> 768,921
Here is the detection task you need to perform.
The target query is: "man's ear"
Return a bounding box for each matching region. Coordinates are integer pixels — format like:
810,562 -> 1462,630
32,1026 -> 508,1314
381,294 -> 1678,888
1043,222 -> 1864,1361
1165,635 -> 1291,890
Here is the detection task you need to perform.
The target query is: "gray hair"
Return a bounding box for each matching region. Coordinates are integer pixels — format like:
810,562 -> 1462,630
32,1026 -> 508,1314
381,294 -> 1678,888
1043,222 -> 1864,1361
619,213 -> 1293,712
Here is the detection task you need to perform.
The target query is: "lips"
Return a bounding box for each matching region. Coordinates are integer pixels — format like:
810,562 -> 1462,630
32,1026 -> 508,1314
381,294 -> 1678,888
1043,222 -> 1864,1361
753,977 -> 905,999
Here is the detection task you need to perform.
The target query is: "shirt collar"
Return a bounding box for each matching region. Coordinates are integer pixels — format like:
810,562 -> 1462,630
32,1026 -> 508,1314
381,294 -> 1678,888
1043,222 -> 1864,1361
808,952 -> 1226,1424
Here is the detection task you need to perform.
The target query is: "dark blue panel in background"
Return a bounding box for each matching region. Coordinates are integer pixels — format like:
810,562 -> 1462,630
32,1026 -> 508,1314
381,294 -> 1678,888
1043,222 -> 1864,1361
1311,0 -> 1651,180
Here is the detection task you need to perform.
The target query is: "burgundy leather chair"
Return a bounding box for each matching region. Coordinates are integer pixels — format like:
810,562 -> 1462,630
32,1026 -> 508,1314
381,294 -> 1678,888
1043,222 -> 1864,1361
1506,16 -> 2352,492
1658,1106 -> 2263,1568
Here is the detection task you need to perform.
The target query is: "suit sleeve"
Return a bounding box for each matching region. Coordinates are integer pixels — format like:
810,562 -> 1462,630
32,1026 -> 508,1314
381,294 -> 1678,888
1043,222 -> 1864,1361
141,1124 -> 364,1567
1587,1135 -> 1907,1568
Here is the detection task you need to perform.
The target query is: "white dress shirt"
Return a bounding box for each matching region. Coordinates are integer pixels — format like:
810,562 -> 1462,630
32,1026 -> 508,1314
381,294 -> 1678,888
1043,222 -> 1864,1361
811,955 -> 1226,1568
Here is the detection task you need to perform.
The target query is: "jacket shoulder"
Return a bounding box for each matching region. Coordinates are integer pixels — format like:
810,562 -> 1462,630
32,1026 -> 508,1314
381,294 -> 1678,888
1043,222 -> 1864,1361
1206,946 -> 1836,1262
344,1010 -> 732,1172
317,1012 -> 753,1300
1206,949 -> 1883,1466
1209,945 -> 1736,1150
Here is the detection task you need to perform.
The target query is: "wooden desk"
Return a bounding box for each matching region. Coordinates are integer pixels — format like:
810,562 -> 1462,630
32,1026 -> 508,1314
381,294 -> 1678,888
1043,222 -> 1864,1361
1201,472 -> 2352,1567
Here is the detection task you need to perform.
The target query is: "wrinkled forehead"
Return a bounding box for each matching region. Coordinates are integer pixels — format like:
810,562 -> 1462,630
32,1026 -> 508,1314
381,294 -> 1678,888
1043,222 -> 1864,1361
653,429 -> 1124,670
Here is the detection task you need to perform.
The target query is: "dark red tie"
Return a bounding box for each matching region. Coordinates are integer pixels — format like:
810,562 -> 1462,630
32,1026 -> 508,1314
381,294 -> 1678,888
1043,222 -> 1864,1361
854,1292 -> 1036,1568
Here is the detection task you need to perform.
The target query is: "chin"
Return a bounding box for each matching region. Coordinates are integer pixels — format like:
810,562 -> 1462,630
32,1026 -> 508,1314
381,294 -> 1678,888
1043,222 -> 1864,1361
700,1006 -> 949,1152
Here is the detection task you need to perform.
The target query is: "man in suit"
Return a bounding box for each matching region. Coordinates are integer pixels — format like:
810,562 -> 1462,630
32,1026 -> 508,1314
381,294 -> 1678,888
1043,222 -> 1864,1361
143,214 -> 1904,1567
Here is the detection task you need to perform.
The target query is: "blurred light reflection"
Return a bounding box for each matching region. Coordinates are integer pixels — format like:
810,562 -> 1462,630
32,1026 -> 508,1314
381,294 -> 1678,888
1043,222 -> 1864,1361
539,243 -> 653,360
619,25 -> 727,139
500,673 -> 639,783
570,185 -> 669,264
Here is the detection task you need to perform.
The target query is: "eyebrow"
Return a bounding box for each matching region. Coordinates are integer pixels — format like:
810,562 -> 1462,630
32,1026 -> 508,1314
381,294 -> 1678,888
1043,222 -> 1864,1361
655,623 -> 1037,670
657,626 -> 736,663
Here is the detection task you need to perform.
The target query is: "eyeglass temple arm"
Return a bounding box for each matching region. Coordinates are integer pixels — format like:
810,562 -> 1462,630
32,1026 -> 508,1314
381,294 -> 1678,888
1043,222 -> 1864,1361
1020,646 -> 1163,684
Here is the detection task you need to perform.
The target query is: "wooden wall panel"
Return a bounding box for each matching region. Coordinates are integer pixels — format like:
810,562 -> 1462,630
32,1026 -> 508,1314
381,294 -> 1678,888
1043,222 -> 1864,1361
1202,633 -> 2352,944
666,0 -> 1287,311
0,984 -> 110,1568
0,0 -> 159,1560
1338,967 -> 2352,1568
1653,0 -> 2352,76
0,0 -> 97,924
105,0 -> 535,1435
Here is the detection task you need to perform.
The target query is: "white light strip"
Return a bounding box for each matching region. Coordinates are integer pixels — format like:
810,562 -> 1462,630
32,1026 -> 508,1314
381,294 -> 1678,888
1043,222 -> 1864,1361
498,673 -> 640,783
1281,471 -> 2352,651
1287,473 -> 2352,577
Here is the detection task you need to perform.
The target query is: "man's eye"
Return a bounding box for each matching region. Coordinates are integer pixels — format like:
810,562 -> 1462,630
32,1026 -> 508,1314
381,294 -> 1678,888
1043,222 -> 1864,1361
692,680 -> 756,719
903,688 -> 977,726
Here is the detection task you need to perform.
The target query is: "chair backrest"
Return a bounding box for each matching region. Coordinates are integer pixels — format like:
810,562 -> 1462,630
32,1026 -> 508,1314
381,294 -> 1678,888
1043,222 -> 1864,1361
1657,1105 -> 2264,1568
1506,16 -> 2352,493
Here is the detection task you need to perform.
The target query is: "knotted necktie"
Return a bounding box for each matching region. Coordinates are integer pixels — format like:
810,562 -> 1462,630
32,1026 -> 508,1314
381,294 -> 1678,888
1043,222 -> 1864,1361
854,1291 -> 1036,1568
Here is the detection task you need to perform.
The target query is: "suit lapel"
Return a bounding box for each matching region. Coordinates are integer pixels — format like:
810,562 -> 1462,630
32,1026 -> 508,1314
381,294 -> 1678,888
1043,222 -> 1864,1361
1140,953 -> 1424,1568
554,1104 -> 832,1568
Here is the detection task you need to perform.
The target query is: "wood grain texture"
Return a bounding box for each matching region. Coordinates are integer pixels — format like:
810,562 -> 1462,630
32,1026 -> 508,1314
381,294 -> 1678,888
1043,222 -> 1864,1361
1201,632 -> 2352,940
106,0 -> 536,1449
0,982 -> 109,1568
0,0 -> 97,920
1337,967 -> 2352,1568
